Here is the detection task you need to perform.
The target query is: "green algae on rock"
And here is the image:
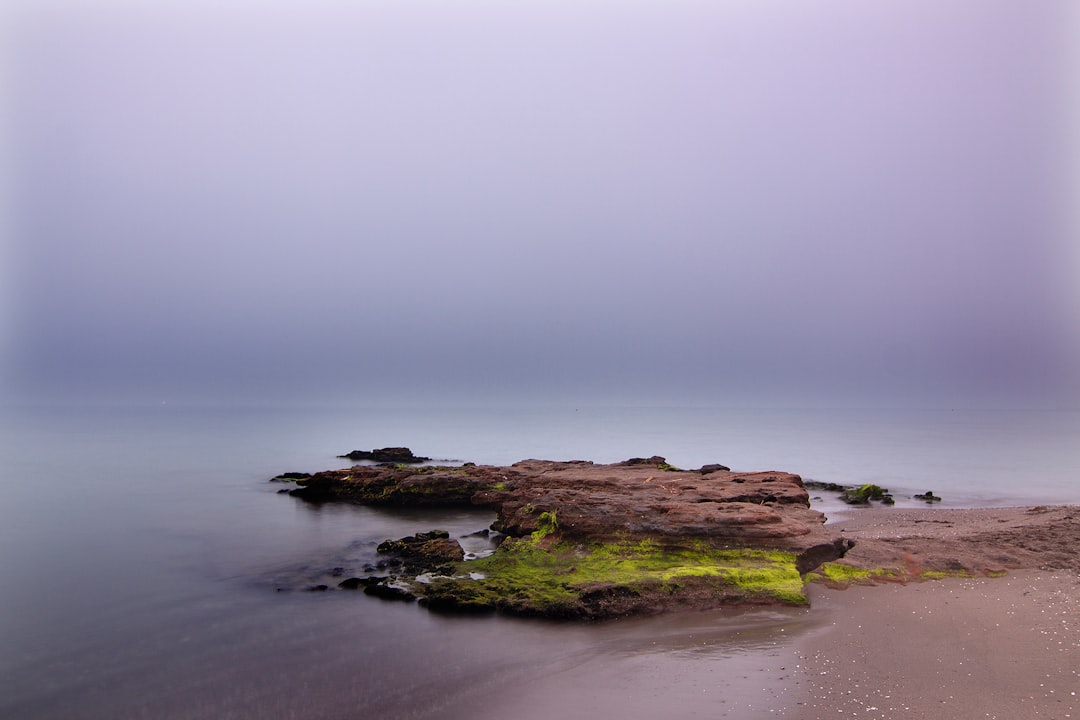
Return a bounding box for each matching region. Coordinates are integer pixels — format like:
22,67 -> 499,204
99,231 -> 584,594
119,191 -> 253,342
419,539 -> 809,619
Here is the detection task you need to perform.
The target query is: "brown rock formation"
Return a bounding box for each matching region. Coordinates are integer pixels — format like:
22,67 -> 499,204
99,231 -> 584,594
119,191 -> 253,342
289,455 -> 851,575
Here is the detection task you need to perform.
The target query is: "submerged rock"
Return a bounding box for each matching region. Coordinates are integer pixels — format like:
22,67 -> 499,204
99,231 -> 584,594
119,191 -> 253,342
270,472 -> 311,482
339,577 -> 375,590
363,583 -> 416,601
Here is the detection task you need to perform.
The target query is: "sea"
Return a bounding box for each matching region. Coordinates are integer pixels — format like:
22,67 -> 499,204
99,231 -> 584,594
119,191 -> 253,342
2,403 -> 1078,720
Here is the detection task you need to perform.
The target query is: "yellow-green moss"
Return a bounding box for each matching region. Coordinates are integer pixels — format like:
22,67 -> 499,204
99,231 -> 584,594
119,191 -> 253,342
805,562 -> 903,586
421,538 -> 808,616
818,562 -> 873,582
920,569 -> 979,580
808,563 -> 1007,587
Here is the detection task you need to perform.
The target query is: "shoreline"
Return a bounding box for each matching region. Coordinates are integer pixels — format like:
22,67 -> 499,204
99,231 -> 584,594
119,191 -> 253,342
448,505 -> 1080,719
791,504 -> 1080,719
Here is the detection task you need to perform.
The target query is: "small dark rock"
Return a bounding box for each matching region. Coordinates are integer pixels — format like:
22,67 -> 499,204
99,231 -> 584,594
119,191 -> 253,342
364,583 -> 416,601
914,490 -> 942,503
377,535 -> 464,564
841,484 -> 892,505
270,472 -> 311,482
796,538 -> 855,574
338,576 -> 386,590
307,584 -> 330,592
338,447 -> 431,464
699,464 -> 731,474
803,480 -> 848,493
620,456 -> 668,466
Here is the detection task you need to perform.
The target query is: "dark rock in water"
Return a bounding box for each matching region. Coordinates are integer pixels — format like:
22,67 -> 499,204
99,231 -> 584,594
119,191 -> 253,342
290,465 -> 496,505
338,576 -> 387,590
840,484 -> 894,505
338,447 -> 431,464
307,584 -> 330,592
270,472 -> 311,482
375,558 -> 403,570
699,463 -> 731,474
377,532 -> 464,565
464,528 -> 491,538
620,455 -> 669,467
914,490 -> 942,503
806,479 -> 894,504
364,583 -> 416,601
804,480 -> 849,493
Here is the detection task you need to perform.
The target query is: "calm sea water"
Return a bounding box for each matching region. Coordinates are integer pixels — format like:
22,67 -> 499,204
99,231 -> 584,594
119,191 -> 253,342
1,403 -> 1078,719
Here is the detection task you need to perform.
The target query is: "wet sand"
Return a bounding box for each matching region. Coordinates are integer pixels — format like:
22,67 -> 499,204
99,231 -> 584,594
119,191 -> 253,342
796,570 -> 1080,719
452,604 -> 815,719
792,504 -> 1080,719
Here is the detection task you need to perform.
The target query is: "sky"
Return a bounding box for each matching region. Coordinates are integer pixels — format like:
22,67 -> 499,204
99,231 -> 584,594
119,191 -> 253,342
2,0 -> 1078,407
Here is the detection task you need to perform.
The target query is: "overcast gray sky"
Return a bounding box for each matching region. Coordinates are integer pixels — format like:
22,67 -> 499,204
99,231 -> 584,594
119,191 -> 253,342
2,0 -> 1077,407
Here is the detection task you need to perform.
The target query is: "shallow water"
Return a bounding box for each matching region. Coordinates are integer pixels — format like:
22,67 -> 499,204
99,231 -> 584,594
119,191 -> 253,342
1,403 -> 1077,719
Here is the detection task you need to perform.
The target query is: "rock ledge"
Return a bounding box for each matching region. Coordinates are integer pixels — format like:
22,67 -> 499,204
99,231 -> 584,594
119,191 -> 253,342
282,455 -> 854,619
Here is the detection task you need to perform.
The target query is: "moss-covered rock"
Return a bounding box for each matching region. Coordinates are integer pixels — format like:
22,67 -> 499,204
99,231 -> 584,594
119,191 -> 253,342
840,484 -> 895,505
280,455 -> 857,619
415,538 -> 808,620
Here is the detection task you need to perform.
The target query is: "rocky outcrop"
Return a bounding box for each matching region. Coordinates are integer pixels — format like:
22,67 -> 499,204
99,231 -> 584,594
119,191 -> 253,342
337,447 -> 431,464
375,531 -> 465,568
281,455 -> 853,619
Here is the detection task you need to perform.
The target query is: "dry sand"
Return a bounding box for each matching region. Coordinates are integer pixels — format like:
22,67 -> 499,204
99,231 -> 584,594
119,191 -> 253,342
791,505 -> 1080,719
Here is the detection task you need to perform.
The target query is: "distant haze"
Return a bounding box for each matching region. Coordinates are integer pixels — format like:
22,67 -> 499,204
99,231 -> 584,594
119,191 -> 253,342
2,0 -> 1077,407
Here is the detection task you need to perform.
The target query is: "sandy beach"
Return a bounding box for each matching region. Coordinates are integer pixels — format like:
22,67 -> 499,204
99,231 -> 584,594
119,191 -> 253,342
446,504 -> 1080,720
792,505 -> 1080,719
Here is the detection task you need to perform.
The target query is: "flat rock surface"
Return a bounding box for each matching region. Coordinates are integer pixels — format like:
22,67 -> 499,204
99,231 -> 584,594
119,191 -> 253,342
290,457 -> 846,558
825,504 -> 1080,576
